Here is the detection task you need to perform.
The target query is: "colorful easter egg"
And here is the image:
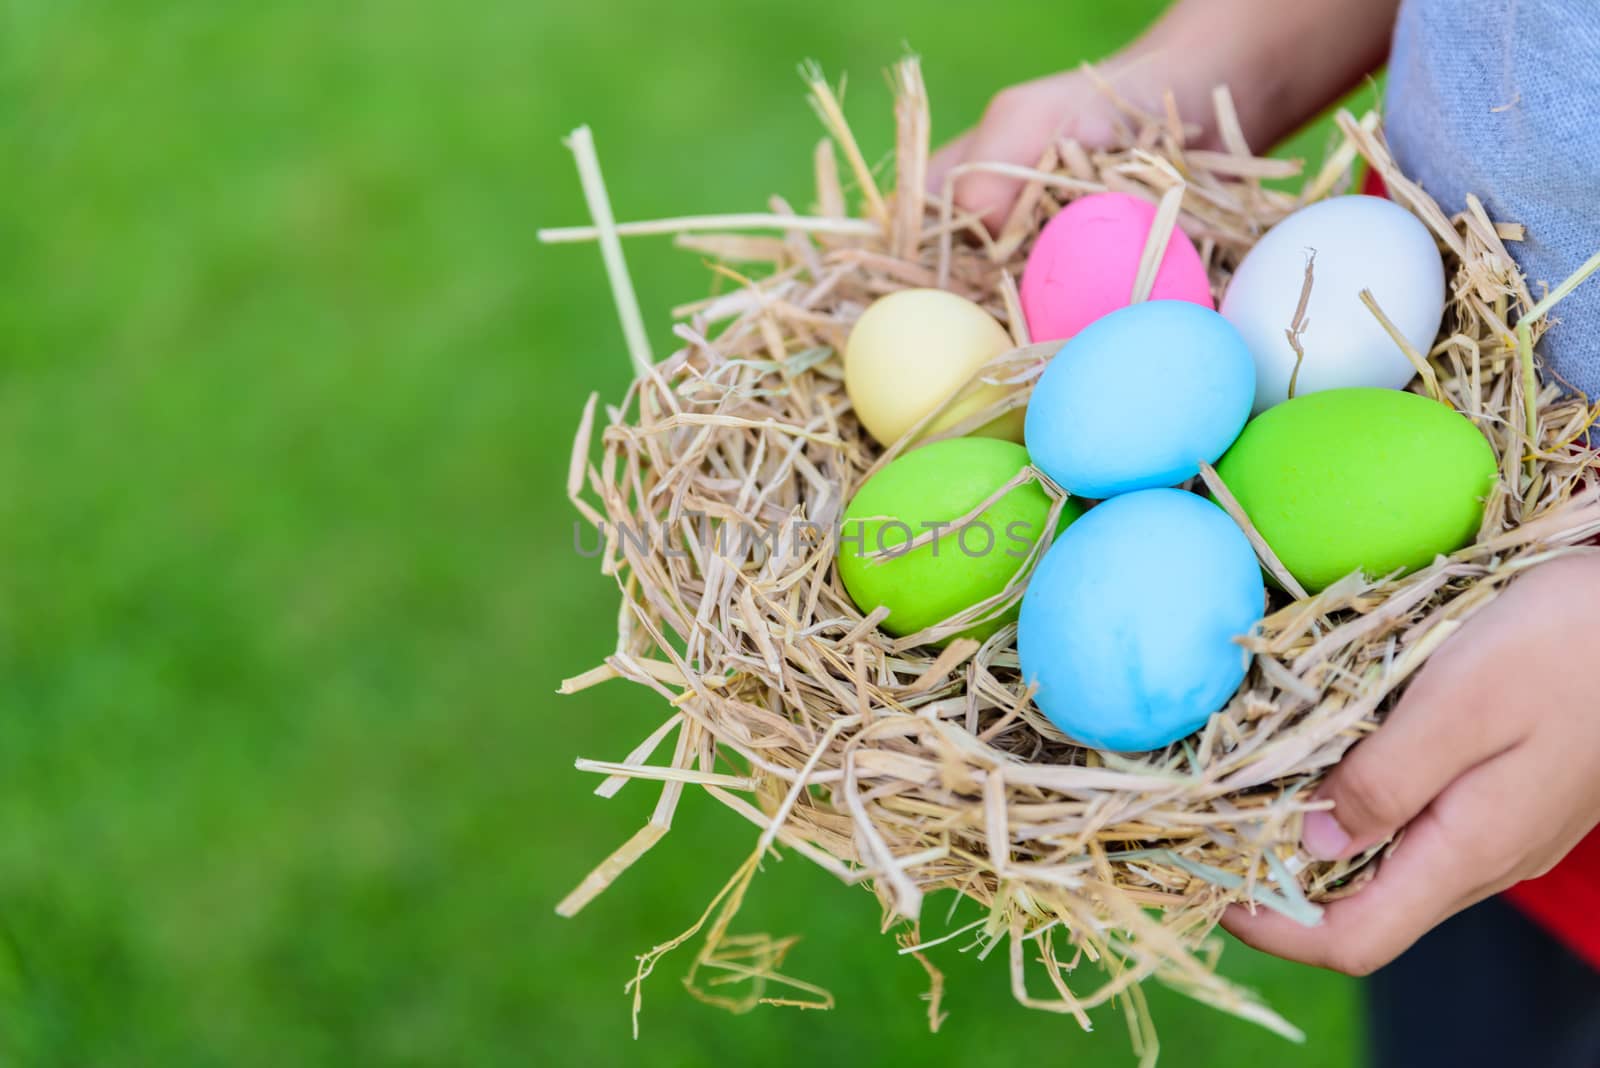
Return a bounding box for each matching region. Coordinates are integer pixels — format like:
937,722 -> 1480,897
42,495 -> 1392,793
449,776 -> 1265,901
1018,488 -> 1265,751
1220,195 -> 1446,413
1020,192 -> 1213,344
845,288 -> 1024,445
1024,300 -> 1255,498
837,438 -> 1080,642
1215,388 -> 1498,591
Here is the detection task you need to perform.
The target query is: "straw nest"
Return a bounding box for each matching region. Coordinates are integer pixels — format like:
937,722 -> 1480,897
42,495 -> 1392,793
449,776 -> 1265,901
545,57 -> 1600,1055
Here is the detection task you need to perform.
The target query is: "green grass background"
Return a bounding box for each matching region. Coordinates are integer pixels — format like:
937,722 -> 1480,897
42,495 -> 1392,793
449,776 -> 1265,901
0,1 -> 1366,1064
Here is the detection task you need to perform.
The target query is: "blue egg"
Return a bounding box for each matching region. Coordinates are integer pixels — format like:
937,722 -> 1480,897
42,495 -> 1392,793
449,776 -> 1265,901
1018,489 -> 1264,751
1024,301 -> 1255,498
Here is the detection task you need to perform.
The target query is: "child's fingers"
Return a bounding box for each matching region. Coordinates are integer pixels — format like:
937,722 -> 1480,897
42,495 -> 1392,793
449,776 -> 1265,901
1301,650 -> 1526,862
926,130 -> 972,198
1224,753 -> 1525,975
953,85 -> 1062,233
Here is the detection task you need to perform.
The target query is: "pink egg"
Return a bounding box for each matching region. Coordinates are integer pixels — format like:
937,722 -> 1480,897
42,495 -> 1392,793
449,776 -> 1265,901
1020,192 -> 1214,343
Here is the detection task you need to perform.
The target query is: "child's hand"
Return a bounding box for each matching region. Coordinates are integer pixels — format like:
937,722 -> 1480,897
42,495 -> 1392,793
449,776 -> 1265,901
927,0 -> 1399,234
1222,553 -> 1600,975
926,69 -> 1139,233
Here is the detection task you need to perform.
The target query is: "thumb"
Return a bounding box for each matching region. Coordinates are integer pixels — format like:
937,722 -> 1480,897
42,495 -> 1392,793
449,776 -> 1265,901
1302,671 -> 1518,862
926,130 -> 972,198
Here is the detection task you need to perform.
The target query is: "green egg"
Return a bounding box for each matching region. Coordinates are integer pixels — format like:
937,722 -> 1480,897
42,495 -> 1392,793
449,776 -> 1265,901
836,438 -> 1081,642
1214,388 -> 1499,592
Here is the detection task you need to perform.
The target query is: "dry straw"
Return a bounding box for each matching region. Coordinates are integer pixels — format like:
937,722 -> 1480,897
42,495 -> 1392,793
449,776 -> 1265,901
543,57 -> 1600,1061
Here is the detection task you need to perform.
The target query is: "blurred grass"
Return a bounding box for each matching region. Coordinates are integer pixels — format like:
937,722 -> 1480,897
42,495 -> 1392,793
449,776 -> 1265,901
0,1 -> 1362,1064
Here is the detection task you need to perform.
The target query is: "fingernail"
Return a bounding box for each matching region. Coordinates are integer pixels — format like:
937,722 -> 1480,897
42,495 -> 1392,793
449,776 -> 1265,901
1302,811 -> 1351,861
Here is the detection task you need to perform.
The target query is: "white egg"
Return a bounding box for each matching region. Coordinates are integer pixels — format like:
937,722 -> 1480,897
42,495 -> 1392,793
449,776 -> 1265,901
1221,195 -> 1446,414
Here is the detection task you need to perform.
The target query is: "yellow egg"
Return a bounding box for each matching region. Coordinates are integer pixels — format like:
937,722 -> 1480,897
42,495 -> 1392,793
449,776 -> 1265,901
844,288 -> 1023,445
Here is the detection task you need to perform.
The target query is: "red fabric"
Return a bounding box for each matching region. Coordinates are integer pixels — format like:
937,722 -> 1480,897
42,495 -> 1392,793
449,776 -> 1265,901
1505,833 -> 1600,971
1356,164 -> 1600,970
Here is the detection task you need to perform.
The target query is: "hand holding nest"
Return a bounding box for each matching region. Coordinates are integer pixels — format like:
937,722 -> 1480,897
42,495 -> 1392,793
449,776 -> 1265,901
1225,553 -> 1600,975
